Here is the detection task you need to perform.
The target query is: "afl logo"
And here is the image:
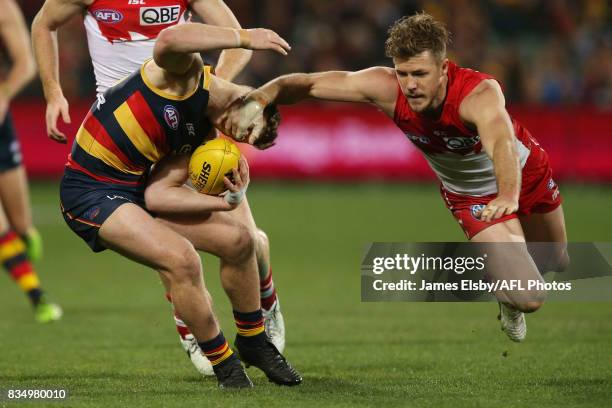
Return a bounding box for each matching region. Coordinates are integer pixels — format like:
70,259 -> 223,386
93,9 -> 123,24
470,204 -> 486,220
164,105 -> 180,130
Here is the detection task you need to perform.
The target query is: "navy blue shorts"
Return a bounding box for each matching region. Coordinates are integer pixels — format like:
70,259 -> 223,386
60,169 -> 147,252
0,113 -> 23,172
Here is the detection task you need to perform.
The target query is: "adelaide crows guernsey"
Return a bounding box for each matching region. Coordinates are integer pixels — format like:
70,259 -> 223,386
66,62 -> 214,186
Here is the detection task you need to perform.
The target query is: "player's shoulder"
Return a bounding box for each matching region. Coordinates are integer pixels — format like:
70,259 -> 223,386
459,79 -> 506,123
461,79 -> 504,109
357,66 -> 396,82
448,62 -> 501,108
465,79 -> 503,100
352,66 -> 398,102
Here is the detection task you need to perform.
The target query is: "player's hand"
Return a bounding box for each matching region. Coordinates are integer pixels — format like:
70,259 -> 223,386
223,92 -> 269,144
241,28 -> 291,56
478,196 -> 518,222
45,90 -> 71,144
222,156 -> 249,208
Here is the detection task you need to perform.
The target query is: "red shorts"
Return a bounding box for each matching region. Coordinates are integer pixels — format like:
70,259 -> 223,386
441,150 -> 562,239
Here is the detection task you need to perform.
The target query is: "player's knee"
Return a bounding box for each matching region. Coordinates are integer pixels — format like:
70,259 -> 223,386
509,287 -> 545,313
165,243 -> 202,284
534,245 -> 569,273
551,249 -> 570,272
514,299 -> 544,313
256,228 -> 270,254
222,224 -> 255,264
9,220 -> 30,237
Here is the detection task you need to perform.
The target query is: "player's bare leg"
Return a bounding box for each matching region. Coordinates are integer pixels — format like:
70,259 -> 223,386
0,167 -> 60,322
520,206 -> 569,273
98,203 -> 254,388
158,271 -> 216,376
158,210 -> 301,386
154,209 -> 259,376
157,211 -> 259,311
471,219 -> 546,342
231,197 -> 286,353
0,167 -> 43,261
99,204 -> 221,341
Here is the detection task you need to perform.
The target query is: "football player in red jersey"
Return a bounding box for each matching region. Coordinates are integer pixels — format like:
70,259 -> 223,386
0,0 -> 62,323
32,0 -> 287,375
234,12 -> 570,343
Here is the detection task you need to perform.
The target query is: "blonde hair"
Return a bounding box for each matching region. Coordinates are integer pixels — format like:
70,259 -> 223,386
385,12 -> 450,62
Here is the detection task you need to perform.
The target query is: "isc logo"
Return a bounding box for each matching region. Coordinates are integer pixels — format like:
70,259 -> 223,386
93,9 -> 123,24
140,6 -> 181,25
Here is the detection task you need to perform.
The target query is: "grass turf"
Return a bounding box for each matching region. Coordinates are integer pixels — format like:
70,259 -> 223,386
1,182 -> 611,407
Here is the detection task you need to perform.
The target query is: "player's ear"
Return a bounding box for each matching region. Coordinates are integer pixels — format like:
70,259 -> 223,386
252,104 -> 281,150
440,58 -> 449,76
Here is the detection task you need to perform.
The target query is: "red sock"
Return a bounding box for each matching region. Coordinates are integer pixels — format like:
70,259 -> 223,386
165,293 -> 192,340
260,268 -> 277,310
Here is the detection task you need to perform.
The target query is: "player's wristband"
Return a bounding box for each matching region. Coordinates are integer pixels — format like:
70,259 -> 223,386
237,29 -> 250,48
224,187 -> 246,205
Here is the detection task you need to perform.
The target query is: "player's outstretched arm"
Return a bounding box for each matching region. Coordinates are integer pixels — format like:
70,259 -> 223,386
229,67 -> 397,143
259,68 -> 396,109
145,154 -> 249,215
153,23 -> 290,75
460,79 -> 521,222
0,0 -> 37,124
189,0 -> 252,81
32,0 -> 89,143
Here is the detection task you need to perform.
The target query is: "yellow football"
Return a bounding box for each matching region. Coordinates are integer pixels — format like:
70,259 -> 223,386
189,138 -> 241,195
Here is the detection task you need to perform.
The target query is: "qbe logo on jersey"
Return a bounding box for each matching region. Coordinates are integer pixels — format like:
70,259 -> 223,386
140,6 -> 181,26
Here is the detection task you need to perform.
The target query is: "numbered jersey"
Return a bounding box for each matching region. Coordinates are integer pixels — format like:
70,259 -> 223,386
85,0 -> 190,94
393,61 -> 544,196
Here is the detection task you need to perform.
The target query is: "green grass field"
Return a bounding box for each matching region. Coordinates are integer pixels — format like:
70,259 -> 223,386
1,182 -> 611,407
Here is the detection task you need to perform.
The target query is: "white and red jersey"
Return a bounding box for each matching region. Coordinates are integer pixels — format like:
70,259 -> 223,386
393,61 -> 546,196
84,0 -> 190,95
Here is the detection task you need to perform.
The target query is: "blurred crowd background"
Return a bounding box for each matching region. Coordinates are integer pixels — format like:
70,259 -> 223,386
9,0 -> 612,108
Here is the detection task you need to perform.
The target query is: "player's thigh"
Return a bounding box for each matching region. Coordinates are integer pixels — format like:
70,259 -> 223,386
470,218 -> 525,243
228,196 -> 270,255
156,210 -> 254,262
520,206 -> 567,243
471,220 -> 537,281
519,206 -> 569,272
99,203 -> 199,273
229,196 -> 258,232
0,166 -> 32,232
472,219 -> 545,305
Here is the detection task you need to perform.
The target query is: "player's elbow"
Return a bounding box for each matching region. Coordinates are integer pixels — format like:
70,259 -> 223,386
31,12 -> 43,32
21,57 -> 37,84
31,10 -> 55,33
153,27 -> 178,65
144,185 -> 167,214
